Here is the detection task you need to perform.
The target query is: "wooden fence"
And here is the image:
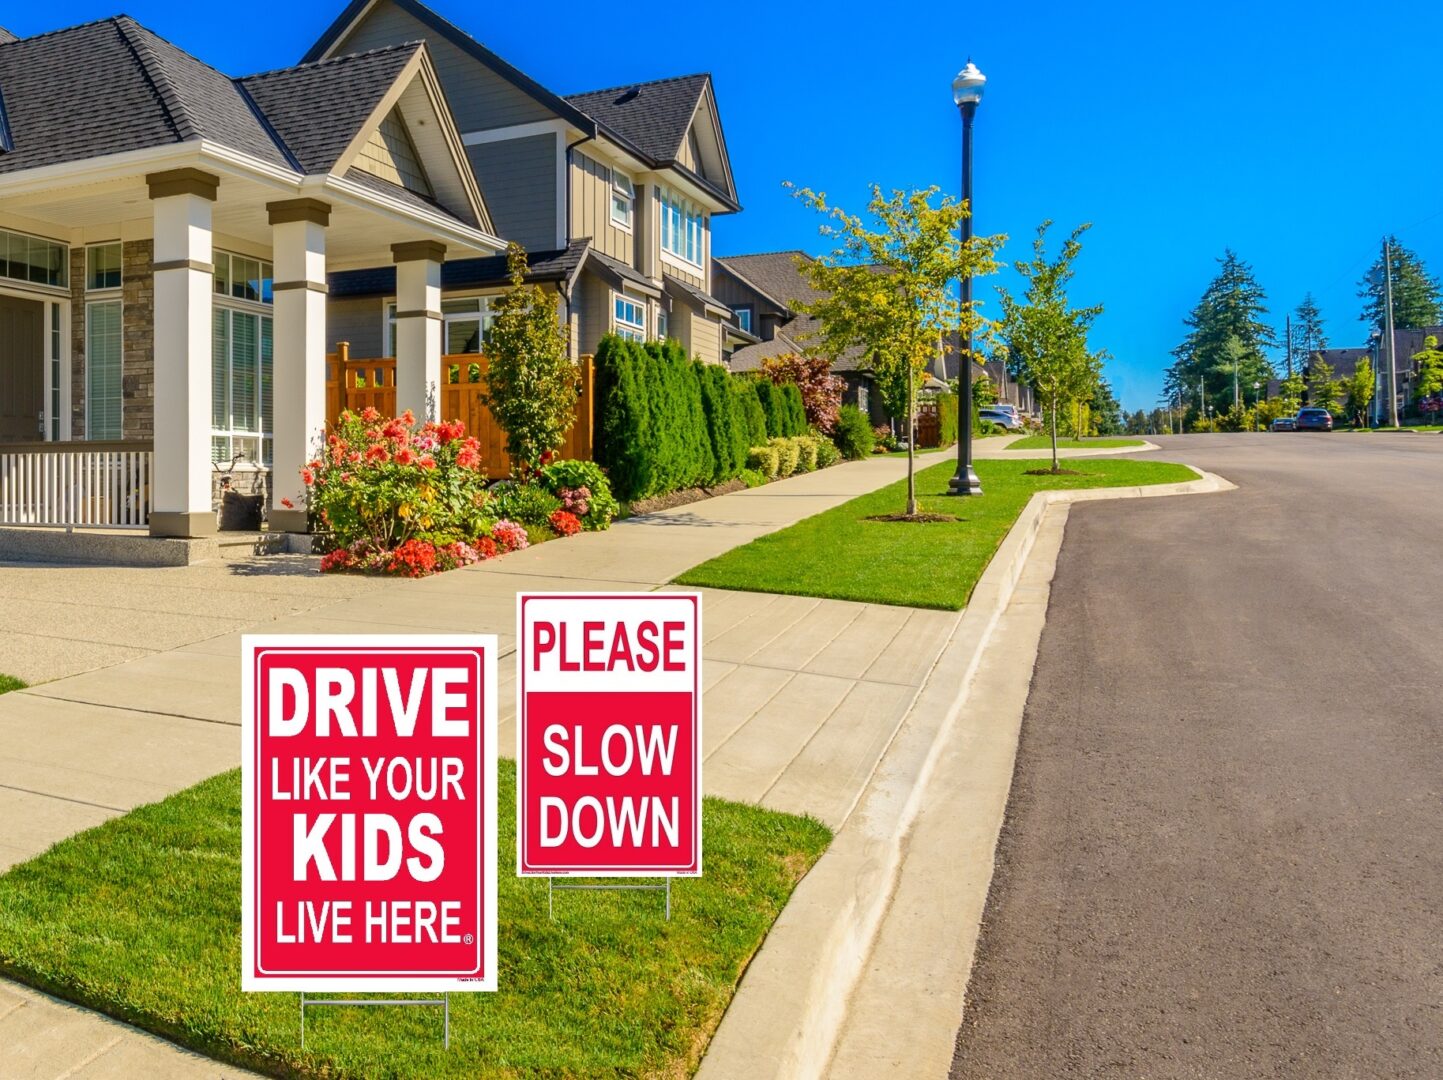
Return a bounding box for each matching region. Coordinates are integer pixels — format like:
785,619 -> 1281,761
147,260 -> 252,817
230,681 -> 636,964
325,344 -> 595,479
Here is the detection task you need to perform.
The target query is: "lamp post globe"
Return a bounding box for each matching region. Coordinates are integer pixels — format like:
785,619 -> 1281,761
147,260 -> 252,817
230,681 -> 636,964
948,59 -> 986,496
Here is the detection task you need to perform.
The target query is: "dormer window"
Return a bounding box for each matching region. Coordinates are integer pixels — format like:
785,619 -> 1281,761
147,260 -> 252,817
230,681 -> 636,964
734,305 -> 753,334
611,173 -> 634,229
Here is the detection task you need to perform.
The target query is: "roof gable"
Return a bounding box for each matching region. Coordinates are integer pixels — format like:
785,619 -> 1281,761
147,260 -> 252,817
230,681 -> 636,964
303,0 -> 594,134
0,16 -> 291,176
0,27 -> 17,45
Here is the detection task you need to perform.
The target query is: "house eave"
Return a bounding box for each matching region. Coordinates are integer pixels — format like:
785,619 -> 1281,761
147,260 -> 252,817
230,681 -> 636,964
317,172 -> 504,257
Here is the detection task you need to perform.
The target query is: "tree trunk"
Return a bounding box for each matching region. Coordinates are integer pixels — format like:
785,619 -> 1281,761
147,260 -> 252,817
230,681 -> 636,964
1050,397 -> 1060,472
905,362 -> 917,516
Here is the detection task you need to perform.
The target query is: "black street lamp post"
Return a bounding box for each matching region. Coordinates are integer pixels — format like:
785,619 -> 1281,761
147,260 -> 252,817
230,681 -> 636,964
949,60 -> 986,496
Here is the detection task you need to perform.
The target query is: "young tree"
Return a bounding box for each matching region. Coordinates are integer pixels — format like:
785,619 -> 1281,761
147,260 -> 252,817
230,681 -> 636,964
1307,357 -> 1339,412
998,221 -> 1103,472
1359,237 -> 1442,330
972,372 -> 999,407
1166,250 -> 1277,414
1342,357 -> 1375,428
1279,369 -> 1305,413
1091,376 -> 1124,435
1413,335 -> 1443,404
789,183 -> 1004,515
483,244 -> 578,469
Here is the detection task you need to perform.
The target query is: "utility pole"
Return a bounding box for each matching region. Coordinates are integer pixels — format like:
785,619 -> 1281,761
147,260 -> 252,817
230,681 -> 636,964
1285,313 -> 1293,378
1384,238 -> 1399,428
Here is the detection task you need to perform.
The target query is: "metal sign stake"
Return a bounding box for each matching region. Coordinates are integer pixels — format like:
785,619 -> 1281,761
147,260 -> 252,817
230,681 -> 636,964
300,992 -> 452,1050
548,876 -> 672,920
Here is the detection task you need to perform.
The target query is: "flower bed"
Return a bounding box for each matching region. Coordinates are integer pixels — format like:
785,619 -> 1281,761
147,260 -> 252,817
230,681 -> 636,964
303,410 -> 615,577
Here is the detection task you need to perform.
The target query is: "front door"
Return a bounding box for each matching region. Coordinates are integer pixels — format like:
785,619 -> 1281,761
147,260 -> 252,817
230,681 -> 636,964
0,294 -> 45,442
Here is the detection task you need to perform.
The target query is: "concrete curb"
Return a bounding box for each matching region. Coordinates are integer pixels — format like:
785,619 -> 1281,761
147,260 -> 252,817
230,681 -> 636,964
976,438 -> 1161,459
696,465 -> 1232,1080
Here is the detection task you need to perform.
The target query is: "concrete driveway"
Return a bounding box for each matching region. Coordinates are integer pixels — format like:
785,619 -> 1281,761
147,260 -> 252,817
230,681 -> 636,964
951,432 -> 1443,1079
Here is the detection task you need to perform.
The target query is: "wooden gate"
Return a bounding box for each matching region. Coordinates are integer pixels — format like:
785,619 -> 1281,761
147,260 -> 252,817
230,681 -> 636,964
325,344 -> 595,480
914,401 -> 941,448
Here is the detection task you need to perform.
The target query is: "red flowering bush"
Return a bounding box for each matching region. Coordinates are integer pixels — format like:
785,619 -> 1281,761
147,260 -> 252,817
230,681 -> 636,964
307,410 -> 489,559
549,509 -> 582,536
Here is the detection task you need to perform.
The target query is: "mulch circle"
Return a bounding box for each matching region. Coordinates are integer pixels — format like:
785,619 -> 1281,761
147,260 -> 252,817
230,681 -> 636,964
864,512 -> 961,523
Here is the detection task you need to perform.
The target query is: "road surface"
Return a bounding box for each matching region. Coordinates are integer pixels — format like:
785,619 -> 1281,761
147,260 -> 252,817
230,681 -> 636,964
951,433 -> 1443,1079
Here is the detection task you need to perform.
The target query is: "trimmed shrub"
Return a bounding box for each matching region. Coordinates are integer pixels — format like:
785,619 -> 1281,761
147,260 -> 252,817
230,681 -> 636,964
753,378 -> 785,437
795,436 -> 820,473
594,335 -> 655,501
747,444 -> 781,479
538,458 -> 619,530
770,436 -> 802,478
781,384 -> 807,436
760,354 -> 845,433
697,362 -> 748,483
735,379 -> 769,445
489,481 -> 562,528
938,392 -> 959,446
814,438 -> 841,469
831,404 -> 875,460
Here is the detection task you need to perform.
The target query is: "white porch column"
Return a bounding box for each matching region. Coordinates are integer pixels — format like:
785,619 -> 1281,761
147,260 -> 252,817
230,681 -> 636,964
268,199 -> 331,534
392,240 -> 445,423
147,168 -> 218,538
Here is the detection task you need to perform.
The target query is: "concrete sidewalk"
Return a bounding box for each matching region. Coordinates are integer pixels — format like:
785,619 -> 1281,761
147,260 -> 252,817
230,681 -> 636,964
0,452 -> 959,1077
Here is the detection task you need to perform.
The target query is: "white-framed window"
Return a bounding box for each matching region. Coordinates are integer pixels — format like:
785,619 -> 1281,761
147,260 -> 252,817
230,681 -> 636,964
1,228 -> 67,288
611,172 -> 634,230
660,187 -> 704,266
210,250 -> 275,465
734,305 -> 753,334
214,251 -> 274,304
87,243 -> 122,290
385,295 -> 497,357
85,301 -> 122,440
614,293 -> 646,342
657,307 -> 669,341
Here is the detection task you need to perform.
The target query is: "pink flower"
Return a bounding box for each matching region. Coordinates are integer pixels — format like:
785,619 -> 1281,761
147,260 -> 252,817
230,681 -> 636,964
491,520 -> 529,553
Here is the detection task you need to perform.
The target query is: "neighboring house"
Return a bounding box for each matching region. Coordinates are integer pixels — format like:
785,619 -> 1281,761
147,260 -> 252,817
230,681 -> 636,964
308,0 -> 743,365
978,359 -> 1037,417
0,15 -> 502,537
712,250 -> 888,424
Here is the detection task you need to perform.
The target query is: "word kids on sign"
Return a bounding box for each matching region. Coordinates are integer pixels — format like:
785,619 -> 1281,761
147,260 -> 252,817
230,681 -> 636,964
242,635 -> 497,992
517,593 -> 702,878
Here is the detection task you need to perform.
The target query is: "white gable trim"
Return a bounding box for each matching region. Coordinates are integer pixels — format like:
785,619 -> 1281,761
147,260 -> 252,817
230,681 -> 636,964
461,118 -> 571,145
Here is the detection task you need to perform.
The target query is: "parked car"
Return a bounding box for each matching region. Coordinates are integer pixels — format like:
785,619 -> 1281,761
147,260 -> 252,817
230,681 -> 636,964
1271,417 -> 1296,431
979,406 -> 1025,431
1294,408 -> 1333,431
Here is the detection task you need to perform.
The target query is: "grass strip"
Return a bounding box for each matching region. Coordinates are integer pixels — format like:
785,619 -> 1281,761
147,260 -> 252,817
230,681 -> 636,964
1004,435 -> 1145,450
0,762 -> 829,1079
675,457 -> 1197,610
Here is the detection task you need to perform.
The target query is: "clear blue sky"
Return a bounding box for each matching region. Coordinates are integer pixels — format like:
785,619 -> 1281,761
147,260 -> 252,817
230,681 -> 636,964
14,0 -> 1443,411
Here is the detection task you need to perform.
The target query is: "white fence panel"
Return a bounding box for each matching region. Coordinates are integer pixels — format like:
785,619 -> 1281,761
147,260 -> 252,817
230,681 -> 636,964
0,446 -> 153,528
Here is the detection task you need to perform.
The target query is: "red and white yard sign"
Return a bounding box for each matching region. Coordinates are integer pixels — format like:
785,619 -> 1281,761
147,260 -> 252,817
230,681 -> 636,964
517,593 -> 702,877
241,635 -> 497,992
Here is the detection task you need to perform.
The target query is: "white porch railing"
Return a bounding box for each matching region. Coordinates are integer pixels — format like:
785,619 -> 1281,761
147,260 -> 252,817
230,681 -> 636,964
0,443 -> 153,529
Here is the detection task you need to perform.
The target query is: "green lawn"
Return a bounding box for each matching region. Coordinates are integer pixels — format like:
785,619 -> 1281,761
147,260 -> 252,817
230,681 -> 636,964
0,762 -> 829,1079
675,457 -> 1197,610
0,675 -> 24,695
1005,435 -> 1145,450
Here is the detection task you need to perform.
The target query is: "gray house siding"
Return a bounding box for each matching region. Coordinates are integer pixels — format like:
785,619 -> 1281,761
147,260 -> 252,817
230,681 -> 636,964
465,134 -> 556,253
333,0 -> 557,132
574,271 -> 612,357
330,295 -> 385,359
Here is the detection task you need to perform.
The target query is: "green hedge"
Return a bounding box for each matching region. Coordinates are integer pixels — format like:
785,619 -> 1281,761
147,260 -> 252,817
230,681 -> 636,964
596,336 -> 806,501
938,392 -> 959,446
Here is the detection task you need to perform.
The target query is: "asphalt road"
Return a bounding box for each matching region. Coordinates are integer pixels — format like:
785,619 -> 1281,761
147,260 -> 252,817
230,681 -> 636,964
950,433 -> 1443,1080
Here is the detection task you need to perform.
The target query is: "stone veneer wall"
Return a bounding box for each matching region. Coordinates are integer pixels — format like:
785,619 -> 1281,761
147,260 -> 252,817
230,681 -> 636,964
68,240 -> 155,441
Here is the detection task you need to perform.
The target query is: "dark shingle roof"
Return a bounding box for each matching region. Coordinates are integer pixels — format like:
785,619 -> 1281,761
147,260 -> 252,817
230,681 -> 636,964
330,238 -> 590,297
587,248 -> 661,296
565,74 -> 709,165
714,251 -> 878,370
238,43 -> 421,174
0,16 -> 290,174
663,273 -> 729,316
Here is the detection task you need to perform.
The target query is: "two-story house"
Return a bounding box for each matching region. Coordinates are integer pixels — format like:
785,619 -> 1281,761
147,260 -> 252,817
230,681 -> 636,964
712,250 -> 887,424
307,0 -> 743,366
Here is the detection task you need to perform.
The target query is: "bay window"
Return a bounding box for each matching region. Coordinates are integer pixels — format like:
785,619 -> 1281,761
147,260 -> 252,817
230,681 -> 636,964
660,187 -> 704,266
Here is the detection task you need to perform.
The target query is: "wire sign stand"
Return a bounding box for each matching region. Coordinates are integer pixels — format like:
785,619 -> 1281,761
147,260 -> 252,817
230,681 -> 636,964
301,992 -> 452,1050
548,876 -> 672,920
